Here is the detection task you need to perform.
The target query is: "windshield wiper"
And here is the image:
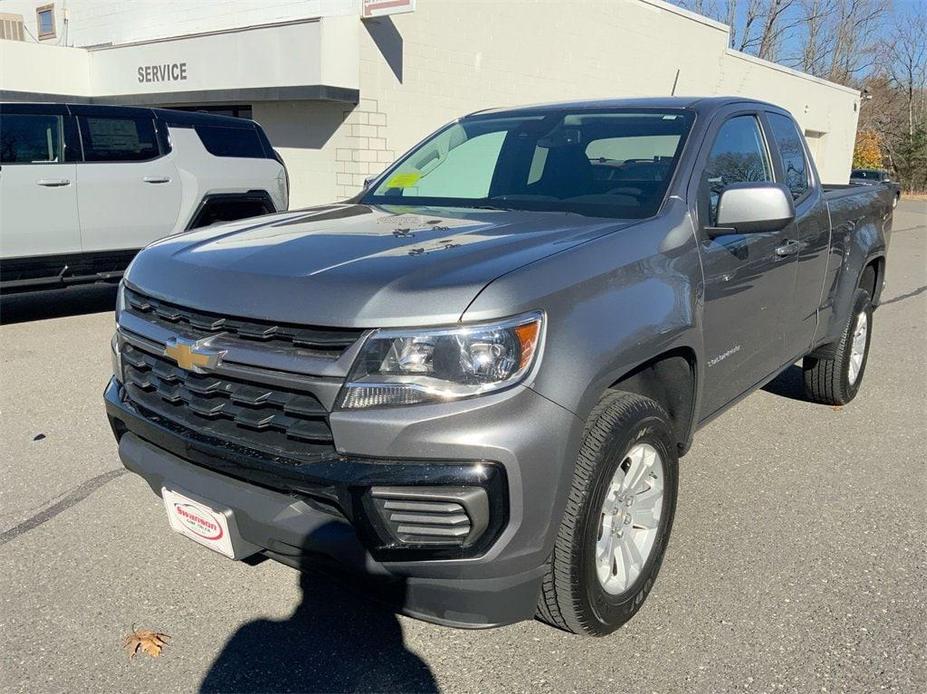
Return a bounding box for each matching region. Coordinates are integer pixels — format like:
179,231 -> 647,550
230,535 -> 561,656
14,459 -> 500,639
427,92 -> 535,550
473,204 -> 513,211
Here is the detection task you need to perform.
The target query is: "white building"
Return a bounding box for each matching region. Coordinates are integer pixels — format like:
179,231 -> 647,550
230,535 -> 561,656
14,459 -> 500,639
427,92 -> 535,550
0,0 -> 861,208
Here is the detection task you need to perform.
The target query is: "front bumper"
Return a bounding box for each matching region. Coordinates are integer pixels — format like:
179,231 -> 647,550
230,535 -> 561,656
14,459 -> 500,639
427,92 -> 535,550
105,378 -> 582,628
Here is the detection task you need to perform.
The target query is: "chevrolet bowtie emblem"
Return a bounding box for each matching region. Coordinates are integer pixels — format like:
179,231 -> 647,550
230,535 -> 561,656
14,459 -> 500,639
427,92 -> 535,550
163,337 -> 225,373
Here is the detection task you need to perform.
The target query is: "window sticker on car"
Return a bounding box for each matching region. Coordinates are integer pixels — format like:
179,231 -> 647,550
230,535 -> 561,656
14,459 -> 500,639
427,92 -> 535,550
385,171 -> 422,188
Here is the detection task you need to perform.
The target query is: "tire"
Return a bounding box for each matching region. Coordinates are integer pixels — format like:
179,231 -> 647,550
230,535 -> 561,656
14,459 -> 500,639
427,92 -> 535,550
536,391 -> 679,636
802,288 -> 873,405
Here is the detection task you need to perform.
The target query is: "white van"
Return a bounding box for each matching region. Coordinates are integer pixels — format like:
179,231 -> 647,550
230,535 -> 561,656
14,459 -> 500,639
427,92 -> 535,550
0,103 -> 288,291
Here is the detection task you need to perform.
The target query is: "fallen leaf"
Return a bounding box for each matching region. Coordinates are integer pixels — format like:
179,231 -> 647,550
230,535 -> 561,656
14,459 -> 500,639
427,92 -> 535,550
123,627 -> 170,659
32,433 -> 46,441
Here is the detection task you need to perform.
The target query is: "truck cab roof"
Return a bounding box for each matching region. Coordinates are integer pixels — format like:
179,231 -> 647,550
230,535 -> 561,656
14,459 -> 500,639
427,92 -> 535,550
466,95 -> 786,118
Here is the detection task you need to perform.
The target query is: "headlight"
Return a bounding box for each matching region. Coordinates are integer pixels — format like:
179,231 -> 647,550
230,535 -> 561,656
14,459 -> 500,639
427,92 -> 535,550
111,332 -> 123,383
338,312 -> 544,409
115,280 -> 127,320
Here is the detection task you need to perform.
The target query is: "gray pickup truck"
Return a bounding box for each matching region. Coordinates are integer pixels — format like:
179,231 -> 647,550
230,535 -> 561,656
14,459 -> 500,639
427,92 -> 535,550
105,97 -> 894,636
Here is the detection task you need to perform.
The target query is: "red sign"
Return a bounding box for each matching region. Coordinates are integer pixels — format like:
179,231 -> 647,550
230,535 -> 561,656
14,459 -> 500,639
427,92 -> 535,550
173,503 -> 224,541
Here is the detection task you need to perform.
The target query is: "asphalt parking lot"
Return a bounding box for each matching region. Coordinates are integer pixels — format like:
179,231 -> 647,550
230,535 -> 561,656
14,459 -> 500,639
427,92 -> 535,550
1,200 -> 924,693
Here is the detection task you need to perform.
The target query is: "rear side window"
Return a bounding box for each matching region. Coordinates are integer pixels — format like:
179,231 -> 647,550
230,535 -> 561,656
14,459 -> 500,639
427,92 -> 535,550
0,114 -> 63,163
766,113 -> 809,200
701,115 -> 772,225
79,115 -> 160,162
194,124 -> 265,158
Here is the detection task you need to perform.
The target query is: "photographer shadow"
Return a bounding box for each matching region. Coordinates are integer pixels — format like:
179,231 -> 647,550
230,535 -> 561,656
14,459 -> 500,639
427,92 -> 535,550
200,564 -> 437,693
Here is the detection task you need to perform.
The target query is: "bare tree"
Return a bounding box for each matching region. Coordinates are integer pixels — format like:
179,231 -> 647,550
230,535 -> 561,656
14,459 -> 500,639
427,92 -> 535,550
673,0 -> 887,77
797,0 -> 838,75
826,0 -> 887,83
887,11 -> 927,138
755,0 -> 800,61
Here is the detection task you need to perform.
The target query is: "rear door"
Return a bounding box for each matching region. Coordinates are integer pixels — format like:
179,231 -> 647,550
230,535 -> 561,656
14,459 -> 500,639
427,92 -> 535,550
72,107 -> 181,252
0,105 -> 80,260
693,109 -> 799,416
763,111 -> 830,359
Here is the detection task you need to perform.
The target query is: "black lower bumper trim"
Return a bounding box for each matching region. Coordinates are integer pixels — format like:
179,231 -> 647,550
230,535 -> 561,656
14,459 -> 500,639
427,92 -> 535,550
104,378 -> 507,561
116,427 -> 539,628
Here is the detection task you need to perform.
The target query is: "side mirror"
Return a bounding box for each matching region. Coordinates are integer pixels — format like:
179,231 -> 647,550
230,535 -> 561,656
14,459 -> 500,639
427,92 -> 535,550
708,182 -> 795,237
363,175 -> 375,189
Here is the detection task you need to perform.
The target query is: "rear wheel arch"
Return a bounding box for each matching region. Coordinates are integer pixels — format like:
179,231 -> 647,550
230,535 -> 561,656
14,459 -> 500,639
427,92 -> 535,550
606,347 -> 698,456
859,255 -> 884,306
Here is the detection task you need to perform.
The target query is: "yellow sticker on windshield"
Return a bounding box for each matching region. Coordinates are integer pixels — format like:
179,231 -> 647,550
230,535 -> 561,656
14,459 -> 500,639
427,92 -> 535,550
385,172 -> 421,189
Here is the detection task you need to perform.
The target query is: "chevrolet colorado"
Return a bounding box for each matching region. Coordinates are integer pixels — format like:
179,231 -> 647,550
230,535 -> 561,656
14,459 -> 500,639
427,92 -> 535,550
105,97 -> 893,635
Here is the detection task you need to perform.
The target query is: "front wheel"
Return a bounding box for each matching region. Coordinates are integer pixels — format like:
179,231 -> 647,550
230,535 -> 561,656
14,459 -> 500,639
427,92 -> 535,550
536,392 -> 678,636
803,288 -> 873,405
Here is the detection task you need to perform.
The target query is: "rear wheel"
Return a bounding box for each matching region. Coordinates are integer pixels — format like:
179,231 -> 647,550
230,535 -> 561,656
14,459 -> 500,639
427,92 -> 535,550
803,288 -> 873,405
536,392 -> 678,636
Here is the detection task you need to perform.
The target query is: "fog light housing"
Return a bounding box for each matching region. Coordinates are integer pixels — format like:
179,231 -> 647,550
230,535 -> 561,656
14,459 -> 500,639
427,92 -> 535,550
369,486 -> 490,548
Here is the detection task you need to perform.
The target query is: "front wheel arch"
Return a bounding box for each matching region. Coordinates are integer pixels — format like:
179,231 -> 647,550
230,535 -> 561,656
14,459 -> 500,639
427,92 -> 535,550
606,347 -> 698,456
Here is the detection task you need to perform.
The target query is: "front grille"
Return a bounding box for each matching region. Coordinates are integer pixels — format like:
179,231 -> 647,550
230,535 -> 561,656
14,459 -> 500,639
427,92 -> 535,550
121,343 -> 336,463
124,287 -> 363,357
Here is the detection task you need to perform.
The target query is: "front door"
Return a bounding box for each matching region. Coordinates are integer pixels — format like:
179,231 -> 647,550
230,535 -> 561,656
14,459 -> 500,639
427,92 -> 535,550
696,112 -> 798,416
73,109 -> 182,253
0,110 -> 80,261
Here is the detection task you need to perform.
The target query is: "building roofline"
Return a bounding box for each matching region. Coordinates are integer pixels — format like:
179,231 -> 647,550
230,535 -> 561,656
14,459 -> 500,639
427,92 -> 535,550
82,16 -> 322,51
638,0 -> 730,33
724,49 -> 860,97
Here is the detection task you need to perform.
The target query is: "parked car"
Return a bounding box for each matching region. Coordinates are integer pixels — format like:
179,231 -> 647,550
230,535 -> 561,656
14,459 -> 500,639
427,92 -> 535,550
850,168 -> 901,207
105,97 -> 893,636
0,103 -> 288,292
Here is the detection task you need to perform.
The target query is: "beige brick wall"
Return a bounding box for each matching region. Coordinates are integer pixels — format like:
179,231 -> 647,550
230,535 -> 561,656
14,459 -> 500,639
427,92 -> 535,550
334,98 -> 396,199
252,100 -> 350,209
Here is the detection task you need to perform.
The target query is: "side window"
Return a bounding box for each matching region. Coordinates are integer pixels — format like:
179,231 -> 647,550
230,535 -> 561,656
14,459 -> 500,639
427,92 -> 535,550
194,125 -> 265,158
766,113 -> 809,200
701,115 -> 772,225
0,114 -> 63,163
78,115 -> 160,162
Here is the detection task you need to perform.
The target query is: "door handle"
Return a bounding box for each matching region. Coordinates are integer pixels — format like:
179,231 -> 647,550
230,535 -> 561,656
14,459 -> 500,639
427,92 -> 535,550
36,178 -> 71,187
143,176 -> 171,184
775,240 -> 801,257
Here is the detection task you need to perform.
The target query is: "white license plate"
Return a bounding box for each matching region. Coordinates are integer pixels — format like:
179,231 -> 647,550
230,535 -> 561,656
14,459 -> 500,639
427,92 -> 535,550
163,488 -> 237,559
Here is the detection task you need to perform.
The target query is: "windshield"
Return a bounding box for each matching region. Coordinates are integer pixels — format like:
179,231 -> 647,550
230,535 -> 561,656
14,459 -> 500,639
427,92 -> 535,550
852,170 -> 883,180
362,109 -> 695,219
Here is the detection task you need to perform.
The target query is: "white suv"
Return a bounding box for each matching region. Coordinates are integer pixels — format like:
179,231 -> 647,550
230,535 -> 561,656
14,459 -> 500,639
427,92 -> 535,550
0,103 -> 288,292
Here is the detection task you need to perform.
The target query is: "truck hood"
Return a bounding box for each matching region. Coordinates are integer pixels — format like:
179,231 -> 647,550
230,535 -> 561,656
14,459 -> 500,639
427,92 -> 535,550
127,204 -> 631,327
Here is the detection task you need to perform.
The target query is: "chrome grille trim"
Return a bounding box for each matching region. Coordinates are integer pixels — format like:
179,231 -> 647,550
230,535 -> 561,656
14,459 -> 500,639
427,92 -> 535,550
121,342 -> 337,462
124,286 -> 364,357
118,328 -> 344,410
